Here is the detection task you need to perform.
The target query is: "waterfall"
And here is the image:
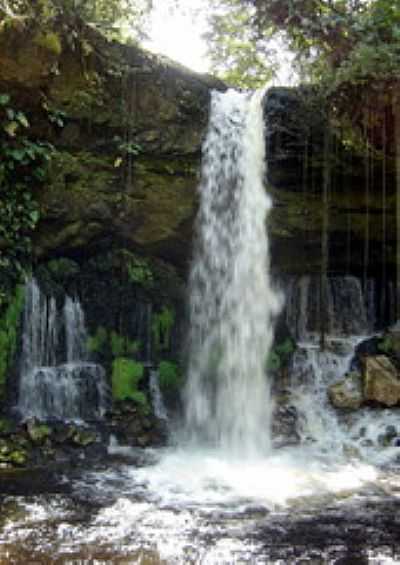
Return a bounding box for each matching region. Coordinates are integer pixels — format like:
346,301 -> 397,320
64,296 -> 88,363
21,278 -> 58,375
285,275 -> 370,342
17,278 -> 109,421
183,89 -> 281,455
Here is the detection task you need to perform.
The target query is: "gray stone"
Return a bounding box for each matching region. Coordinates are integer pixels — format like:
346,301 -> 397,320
328,372 -> 363,409
362,355 -> 400,406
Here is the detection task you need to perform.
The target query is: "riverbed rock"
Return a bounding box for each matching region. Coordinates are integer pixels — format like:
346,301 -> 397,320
328,372 -> 363,410
362,355 -> 400,406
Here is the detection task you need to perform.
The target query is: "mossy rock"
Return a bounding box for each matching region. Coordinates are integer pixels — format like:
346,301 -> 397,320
72,429 -> 97,447
26,422 -> 51,445
0,438 -> 27,467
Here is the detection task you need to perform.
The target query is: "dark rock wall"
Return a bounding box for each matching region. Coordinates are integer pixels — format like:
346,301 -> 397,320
0,16 -> 397,397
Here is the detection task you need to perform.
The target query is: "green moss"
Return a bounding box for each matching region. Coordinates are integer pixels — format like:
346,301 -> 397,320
0,286 -> 25,400
46,258 -> 80,280
158,361 -> 183,393
152,306 -> 175,351
112,357 -> 147,408
121,251 -> 154,286
266,338 -> 296,373
378,335 -> 394,354
110,331 -> 139,358
34,31 -> 62,56
86,326 -> 108,354
27,423 -> 51,445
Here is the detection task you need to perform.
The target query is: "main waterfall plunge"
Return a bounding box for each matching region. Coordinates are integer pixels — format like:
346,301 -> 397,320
184,89 -> 281,454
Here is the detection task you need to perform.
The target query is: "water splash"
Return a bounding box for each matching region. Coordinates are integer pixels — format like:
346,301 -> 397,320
184,89 -> 281,455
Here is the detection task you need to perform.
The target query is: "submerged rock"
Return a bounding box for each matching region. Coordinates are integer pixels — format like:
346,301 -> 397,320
362,355 -> 400,406
328,372 -> 363,410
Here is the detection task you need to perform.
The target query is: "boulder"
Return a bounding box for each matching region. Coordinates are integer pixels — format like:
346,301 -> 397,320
328,372 -> 363,409
362,355 -> 400,406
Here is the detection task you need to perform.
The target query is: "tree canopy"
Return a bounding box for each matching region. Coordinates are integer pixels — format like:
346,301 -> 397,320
0,0 -> 152,39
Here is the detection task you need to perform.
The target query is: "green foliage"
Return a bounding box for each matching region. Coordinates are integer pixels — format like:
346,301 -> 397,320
266,350 -> 281,371
0,286 -> 25,398
266,338 -> 295,373
2,0 -> 153,41
111,357 -> 148,408
378,335 -> 394,354
34,31 -> 62,55
87,326 -> 139,358
158,360 -> 183,393
204,0 -> 275,87
46,258 -> 80,280
0,93 -> 53,294
110,330 -> 139,357
125,254 -> 153,286
152,306 -> 175,351
86,326 -> 108,354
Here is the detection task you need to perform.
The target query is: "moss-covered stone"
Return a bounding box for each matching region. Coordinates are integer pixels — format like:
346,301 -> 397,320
26,422 -> 51,445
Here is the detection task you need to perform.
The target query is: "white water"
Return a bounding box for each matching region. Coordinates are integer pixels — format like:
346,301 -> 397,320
17,278 -> 109,421
184,89 -> 281,455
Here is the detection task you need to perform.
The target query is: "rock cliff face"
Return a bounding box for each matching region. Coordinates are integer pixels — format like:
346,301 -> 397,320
0,15 -> 223,272
265,88 -> 397,283
0,16 -> 396,290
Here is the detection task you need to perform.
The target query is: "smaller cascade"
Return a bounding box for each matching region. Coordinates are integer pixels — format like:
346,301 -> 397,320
284,274 -> 400,464
289,339 -> 359,451
64,296 -> 88,363
17,278 -> 110,422
21,278 -> 58,375
149,369 -> 168,422
285,275 -> 370,342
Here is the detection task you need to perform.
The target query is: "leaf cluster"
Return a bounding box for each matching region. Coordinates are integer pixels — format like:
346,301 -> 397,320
1,0 -> 153,41
0,94 -> 53,293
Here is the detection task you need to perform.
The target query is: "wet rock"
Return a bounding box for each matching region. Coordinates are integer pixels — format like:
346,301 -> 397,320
362,356 -> 400,406
52,424 -> 75,444
272,405 -> 300,446
26,420 -> 52,445
378,425 -> 398,447
0,439 -> 28,467
328,372 -> 363,410
71,429 -> 97,447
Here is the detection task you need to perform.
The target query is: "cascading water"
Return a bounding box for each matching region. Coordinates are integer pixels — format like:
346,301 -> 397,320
284,275 -> 400,463
17,278 -> 109,421
184,89 -> 281,454
64,296 -> 88,363
285,275 -> 370,342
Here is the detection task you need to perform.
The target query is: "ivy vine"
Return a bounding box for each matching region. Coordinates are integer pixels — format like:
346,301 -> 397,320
0,93 -> 54,306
